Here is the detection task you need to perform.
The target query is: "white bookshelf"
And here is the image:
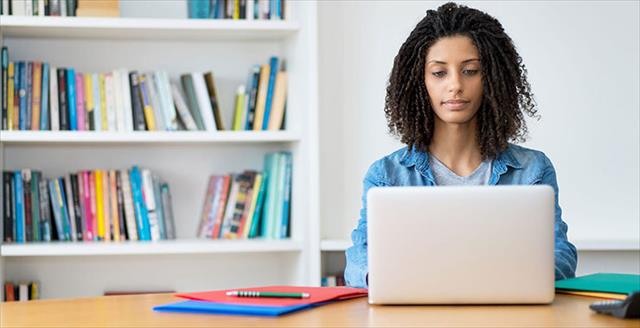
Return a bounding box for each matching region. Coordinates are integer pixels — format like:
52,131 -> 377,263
0,1 -> 320,300
0,239 -> 303,256
0,131 -> 301,144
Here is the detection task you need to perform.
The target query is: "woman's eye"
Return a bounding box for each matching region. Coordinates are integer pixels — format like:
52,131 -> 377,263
463,69 -> 479,76
432,71 -> 446,78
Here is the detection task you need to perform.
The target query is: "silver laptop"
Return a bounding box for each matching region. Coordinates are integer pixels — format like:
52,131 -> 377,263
367,185 -> 555,304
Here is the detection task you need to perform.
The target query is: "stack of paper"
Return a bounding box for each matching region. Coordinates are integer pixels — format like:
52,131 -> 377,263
153,286 -> 368,316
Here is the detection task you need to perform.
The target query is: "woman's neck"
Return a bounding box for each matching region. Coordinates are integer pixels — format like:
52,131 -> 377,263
428,117 -> 483,177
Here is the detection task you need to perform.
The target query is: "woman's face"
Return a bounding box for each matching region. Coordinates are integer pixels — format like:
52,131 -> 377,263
424,35 -> 483,125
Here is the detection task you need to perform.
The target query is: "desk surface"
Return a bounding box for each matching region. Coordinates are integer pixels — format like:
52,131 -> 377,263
1,293 -> 638,327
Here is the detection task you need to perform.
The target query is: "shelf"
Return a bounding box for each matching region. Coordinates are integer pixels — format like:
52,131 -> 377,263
320,239 -> 640,252
0,239 -> 303,256
0,15 -> 299,41
0,130 -> 300,144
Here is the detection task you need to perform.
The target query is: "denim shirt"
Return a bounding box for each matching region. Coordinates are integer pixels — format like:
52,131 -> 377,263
344,144 -> 578,288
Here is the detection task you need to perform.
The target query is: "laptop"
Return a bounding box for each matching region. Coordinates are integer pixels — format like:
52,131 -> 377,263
366,185 -> 555,304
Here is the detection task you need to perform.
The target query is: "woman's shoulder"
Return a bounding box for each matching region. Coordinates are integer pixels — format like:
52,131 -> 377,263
364,146 -> 419,181
503,143 -> 554,171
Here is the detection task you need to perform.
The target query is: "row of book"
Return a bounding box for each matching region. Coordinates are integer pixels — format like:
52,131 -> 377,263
188,0 -> 285,20
198,151 -> 291,239
321,274 -> 346,287
0,48 -> 287,132
1,0 -> 78,16
4,281 -> 39,302
2,167 -> 176,243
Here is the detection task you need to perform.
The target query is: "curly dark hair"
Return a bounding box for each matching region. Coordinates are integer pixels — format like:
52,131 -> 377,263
385,2 -> 538,159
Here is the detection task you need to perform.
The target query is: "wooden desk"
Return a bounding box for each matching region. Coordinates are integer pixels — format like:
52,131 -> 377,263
1,293 -> 637,327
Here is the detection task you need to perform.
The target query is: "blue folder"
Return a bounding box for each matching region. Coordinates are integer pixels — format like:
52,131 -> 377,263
153,300 -> 313,317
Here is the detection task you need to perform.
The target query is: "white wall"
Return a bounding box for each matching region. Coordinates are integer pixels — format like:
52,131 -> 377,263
318,1 -> 639,272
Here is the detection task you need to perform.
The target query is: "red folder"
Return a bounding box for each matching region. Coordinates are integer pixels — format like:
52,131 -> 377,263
176,286 -> 368,307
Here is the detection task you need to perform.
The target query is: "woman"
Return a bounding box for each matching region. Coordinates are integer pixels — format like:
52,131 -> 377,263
345,2 -> 578,288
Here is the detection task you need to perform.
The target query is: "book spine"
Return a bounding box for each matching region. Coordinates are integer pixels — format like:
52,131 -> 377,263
57,68 -> 68,130
237,171 -> 257,237
170,81 -> 197,130
129,71 -> 146,131
198,176 -> 216,238
191,72 -> 216,131
2,47 -> 9,130
120,69 -> 134,131
82,171 -> 93,241
109,170 -> 120,241
152,174 -> 165,240
161,182 -> 176,239
204,176 -> 222,238
30,62 -> 41,131
129,167 -> 150,241
83,74 -> 93,130
39,178 -> 51,242
66,68 -> 77,130
39,63 -> 49,130
104,73 -> 116,131
211,175 -> 230,239
262,56 -> 279,130
248,167 -> 268,238
95,170 -> 104,240
111,70 -> 123,131
141,169 -> 160,241
158,71 -> 177,131
138,74 -> 156,131
102,169 -> 111,241
76,171 -> 86,241
30,171 -> 41,241
115,171 -> 126,240
57,178 -> 71,241
92,73 -> 101,131
120,170 -> 137,241
280,152 -> 292,238
75,72 -> 85,131
18,62 -> 27,130
252,64 -> 269,130
99,73 -> 107,130
7,62 -> 15,130
88,171 -> 97,240
71,173 -> 83,241
242,173 -> 262,238
244,66 -> 260,130
220,174 -> 239,239
48,179 -> 63,241
203,72 -> 225,130
25,62 -> 32,130
49,66 -> 59,131
22,169 -> 32,242
63,175 -> 76,241
3,172 -> 14,242
180,74 -> 205,130
267,70 -> 287,130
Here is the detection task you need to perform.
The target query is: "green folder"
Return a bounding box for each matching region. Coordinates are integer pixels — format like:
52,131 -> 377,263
555,273 -> 640,295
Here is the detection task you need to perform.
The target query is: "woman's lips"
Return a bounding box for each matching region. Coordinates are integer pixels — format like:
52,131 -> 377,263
442,100 -> 470,110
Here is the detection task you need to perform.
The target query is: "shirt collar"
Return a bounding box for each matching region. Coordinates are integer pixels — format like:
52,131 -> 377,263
399,144 -> 523,170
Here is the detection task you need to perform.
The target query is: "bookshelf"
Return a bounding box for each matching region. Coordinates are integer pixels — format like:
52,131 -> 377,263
0,1 -> 320,300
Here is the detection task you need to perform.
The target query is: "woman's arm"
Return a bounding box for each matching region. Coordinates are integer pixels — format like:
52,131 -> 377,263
538,155 -> 578,280
345,164 -> 382,288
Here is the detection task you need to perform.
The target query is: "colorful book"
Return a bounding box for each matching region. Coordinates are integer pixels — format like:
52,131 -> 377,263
75,73 -> 85,131
95,170 -> 104,240
129,166 -> 151,241
120,169 -> 138,241
198,176 -> 217,238
49,66 -> 59,131
7,62 -> 15,130
191,72 -> 216,131
252,64 -> 270,131
211,175 -> 231,239
1,47 -> 7,130
262,57 -> 279,130
267,70 -> 287,131
203,72 -> 225,130
22,170 -> 32,242
30,62 -> 42,131
3,172 -> 14,242
66,68 -> 77,130
102,169 -> 111,241
39,63 -> 49,130
161,182 -> 176,239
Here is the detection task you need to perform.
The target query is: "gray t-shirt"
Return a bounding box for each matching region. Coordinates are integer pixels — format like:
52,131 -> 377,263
429,155 -> 492,186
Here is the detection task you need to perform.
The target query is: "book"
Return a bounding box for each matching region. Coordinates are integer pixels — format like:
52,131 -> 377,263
88,171 -> 97,240
64,174 -> 77,241
95,170 -> 104,239
31,62 -> 42,130
248,170 -> 268,238
76,0 -> 120,17
232,85 -> 246,131
225,172 -> 255,239
267,70 -> 287,130
8,62 -> 15,130
1,47 -> 7,130
156,71 -> 177,131
120,169 -> 138,241
109,170 -> 120,241
25,62 -> 32,130
152,174 -> 166,239
22,169 -> 32,242
75,73 -> 85,131
244,66 -> 260,130
219,174 -> 240,238
160,182 -> 176,239
262,56 -> 279,130
170,81 -> 197,131
67,68 -> 77,130
104,73 -> 116,131
146,73 -> 165,131
241,173 -> 262,238
129,166 -> 151,241
203,72 -> 225,130
252,64 -> 270,130
141,169 -> 160,241
280,152 -> 292,238
129,71 -> 146,131
39,63 -> 50,130
116,171 -> 127,241
198,176 -> 216,238
191,72 -> 216,131
119,69 -> 134,131
102,169 -> 111,241
203,176 -> 223,238
180,74 -> 205,130
3,171 -> 14,242
30,171 -> 41,241
211,175 -> 231,239
555,273 -> 640,295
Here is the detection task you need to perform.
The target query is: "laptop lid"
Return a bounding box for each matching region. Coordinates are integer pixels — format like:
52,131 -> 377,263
367,185 -> 555,304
